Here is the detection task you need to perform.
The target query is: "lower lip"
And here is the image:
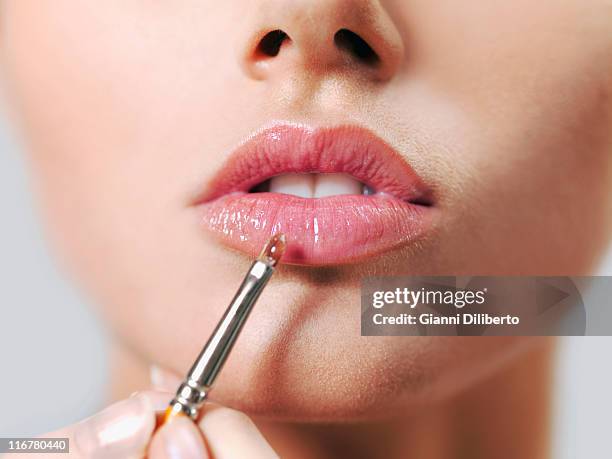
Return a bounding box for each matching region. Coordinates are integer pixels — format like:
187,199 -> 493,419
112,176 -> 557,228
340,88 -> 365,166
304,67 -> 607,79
199,193 -> 432,265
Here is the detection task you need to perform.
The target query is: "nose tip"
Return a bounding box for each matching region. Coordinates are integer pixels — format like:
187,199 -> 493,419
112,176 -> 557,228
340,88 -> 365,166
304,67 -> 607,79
240,0 -> 404,82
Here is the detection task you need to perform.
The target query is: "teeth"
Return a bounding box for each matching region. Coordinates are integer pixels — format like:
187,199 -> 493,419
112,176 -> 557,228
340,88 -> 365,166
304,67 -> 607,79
313,173 -> 363,198
269,173 -> 314,198
267,173 -> 369,198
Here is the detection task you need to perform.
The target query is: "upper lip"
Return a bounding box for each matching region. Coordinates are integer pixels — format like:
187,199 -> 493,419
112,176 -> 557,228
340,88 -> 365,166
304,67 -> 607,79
197,124 -> 432,206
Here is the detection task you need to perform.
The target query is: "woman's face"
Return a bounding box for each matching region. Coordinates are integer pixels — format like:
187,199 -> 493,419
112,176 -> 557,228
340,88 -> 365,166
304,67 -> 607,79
1,1 -> 611,420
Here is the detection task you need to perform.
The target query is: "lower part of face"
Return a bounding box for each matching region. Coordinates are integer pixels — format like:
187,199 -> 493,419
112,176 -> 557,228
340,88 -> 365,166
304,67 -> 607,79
1,0 -> 610,420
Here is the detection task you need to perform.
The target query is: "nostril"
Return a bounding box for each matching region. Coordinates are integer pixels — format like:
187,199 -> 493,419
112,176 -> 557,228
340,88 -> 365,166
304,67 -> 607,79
256,30 -> 291,57
334,29 -> 380,66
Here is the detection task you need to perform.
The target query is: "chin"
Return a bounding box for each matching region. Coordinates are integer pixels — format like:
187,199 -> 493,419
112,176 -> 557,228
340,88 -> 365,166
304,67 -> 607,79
193,307 -> 537,422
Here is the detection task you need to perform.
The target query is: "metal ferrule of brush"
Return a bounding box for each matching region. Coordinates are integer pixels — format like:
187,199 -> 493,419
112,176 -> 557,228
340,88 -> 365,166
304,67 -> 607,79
167,258 -> 275,420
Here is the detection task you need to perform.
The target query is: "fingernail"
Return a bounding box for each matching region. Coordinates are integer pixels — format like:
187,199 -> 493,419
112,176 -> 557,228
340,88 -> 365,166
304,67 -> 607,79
149,416 -> 208,459
150,364 -> 182,391
74,393 -> 156,459
150,365 -> 164,389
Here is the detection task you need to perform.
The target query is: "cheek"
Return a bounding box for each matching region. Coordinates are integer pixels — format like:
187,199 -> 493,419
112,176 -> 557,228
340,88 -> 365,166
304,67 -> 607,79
461,69 -> 612,274
0,4 -> 245,370
0,2 -> 242,297
406,2 -> 612,274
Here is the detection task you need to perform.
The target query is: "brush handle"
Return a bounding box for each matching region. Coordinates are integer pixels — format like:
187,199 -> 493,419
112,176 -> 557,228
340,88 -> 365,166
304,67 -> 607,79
164,259 -> 274,423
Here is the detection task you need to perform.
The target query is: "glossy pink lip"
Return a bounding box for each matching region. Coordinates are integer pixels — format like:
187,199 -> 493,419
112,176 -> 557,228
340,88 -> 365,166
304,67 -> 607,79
196,125 -> 434,265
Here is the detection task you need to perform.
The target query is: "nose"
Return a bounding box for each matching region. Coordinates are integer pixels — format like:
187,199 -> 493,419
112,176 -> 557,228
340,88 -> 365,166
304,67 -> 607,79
239,0 -> 404,82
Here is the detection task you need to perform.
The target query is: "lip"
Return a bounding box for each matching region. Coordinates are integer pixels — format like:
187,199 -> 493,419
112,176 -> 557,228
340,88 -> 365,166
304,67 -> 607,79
195,124 -> 435,265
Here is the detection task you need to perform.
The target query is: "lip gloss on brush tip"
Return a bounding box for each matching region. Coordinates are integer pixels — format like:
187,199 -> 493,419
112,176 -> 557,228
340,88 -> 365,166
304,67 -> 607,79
163,233 -> 286,423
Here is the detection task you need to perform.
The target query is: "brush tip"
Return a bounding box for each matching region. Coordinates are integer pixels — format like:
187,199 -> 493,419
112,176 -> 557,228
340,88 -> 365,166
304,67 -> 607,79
259,233 -> 286,266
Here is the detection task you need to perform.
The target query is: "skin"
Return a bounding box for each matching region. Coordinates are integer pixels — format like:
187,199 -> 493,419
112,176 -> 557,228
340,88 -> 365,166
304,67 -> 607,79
1,0 -> 611,457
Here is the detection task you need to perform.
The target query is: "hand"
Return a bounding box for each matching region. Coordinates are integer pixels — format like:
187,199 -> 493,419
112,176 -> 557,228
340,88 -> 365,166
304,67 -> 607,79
6,374 -> 278,458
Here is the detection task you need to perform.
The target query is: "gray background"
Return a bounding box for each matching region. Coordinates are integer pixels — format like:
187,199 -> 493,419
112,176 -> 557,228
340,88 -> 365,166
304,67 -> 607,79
1,116 -> 611,458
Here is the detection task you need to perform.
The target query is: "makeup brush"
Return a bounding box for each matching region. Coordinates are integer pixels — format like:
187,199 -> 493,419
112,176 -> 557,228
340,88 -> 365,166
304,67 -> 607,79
163,233 -> 286,423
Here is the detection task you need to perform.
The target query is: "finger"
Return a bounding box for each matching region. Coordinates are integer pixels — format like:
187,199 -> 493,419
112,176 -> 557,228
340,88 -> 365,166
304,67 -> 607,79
137,389 -> 175,413
148,367 -> 278,458
71,392 -> 163,459
3,391 -> 173,459
149,416 -> 210,459
197,406 -> 279,459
